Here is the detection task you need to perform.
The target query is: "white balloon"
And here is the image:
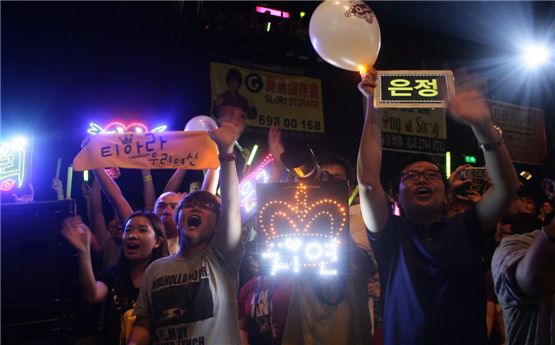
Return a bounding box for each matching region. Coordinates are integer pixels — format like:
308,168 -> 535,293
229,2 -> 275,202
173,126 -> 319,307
309,0 -> 381,72
184,115 -> 218,132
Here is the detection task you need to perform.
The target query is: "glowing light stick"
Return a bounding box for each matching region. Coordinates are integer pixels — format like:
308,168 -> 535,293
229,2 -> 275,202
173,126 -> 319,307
349,185 -> 359,206
55,157 -> 61,178
83,170 -> 89,182
246,144 -> 259,166
66,165 -> 73,199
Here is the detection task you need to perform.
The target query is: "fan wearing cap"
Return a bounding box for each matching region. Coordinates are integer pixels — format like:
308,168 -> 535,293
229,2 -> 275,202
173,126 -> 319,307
129,119 -> 245,345
357,69 -> 520,345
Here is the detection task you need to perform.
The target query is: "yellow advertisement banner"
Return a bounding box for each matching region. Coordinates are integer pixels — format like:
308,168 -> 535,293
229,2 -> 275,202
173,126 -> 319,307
380,107 -> 447,139
210,62 -> 324,133
73,131 -> 219,171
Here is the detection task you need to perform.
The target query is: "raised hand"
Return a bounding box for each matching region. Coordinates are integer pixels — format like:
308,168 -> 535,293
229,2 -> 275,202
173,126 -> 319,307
268,126 -> 284,166
358,68 -> 378,99
105,167 -> 121,180
447,89 -> 491,128
448,164 -> 472,194
210,121 -> 245,154
60,216 -> 92,253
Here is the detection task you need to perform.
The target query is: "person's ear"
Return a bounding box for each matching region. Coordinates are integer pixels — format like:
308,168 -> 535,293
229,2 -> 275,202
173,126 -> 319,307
542,178 -> 555,200
154,236 -> 163,249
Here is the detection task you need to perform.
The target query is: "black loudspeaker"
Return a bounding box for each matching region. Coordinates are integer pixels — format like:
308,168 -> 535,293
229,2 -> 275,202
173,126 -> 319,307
1,200 -> 78,345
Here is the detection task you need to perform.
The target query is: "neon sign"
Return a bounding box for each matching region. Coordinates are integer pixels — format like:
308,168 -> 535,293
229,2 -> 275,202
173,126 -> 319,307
255,6 -> 290,18
257,182 -> 348,275
0,142 -> 26,191
239,153 -> 273,220
87,121 -> 167,135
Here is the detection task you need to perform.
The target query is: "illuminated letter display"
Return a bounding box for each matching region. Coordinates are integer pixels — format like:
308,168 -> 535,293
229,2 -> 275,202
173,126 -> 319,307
256,182 -> 349,275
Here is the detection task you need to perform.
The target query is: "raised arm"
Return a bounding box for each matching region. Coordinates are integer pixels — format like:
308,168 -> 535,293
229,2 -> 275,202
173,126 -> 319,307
140,169 -> 155,212
514,176 -> 555,297
211,121 -> 245,252
201,167 -> 220,195
447,89 -> 520,231
89,178 -> 110,244
163,169 -> 188,194
60,216 -> 108,304
356,70 -> 391,234
93,168 -> 133,227
268,126 -> 285,183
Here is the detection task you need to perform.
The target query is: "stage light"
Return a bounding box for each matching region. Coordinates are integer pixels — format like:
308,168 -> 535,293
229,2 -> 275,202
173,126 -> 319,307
521,43 -> 551,69
11,136 -> 27,148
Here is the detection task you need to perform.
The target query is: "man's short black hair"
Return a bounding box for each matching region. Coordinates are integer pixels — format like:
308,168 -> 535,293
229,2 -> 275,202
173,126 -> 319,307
390,153 -> 446,195
316,152 -> 355,187
226,68 -> 243,86
174,190 -> 221,224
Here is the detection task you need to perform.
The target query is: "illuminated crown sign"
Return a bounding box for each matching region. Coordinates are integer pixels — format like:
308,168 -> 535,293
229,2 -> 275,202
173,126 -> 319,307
257,182 -> 349,275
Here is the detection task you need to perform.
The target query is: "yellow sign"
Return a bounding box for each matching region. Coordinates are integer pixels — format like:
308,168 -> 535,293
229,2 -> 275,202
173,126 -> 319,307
210,62 -> 324,133
73,131 -> 219,171
375,70 -> 454,109
381,108 -> 447,140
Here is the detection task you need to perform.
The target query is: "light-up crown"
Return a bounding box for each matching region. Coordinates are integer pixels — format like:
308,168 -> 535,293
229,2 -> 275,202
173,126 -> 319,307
257,183 -> 348,275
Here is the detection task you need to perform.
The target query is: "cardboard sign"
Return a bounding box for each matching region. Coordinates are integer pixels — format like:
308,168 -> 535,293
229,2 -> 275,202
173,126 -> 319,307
488,100 -> 547,165
73,131 -> 219,171
375,70 -> 454,108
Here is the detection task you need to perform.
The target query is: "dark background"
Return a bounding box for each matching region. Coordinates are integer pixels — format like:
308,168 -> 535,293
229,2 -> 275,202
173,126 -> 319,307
2,1 -> 554,208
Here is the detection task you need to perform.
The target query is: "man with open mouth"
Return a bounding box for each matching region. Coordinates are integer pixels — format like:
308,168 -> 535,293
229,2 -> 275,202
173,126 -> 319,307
129,118 -> 246,345
357,69 -> 520,345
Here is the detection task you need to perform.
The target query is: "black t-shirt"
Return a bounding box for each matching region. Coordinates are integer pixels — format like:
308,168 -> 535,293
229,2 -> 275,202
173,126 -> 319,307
97,266 -> 139,345
368,207 -> 488,345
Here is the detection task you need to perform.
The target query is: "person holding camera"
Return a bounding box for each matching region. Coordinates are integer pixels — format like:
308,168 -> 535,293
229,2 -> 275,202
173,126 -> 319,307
357,69 -> 520,345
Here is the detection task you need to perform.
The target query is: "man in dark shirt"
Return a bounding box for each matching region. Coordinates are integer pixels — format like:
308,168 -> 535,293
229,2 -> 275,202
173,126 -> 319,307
356,69 -> 520,345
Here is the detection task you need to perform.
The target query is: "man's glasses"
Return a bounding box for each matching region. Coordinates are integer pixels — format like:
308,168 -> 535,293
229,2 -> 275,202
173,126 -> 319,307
400,169 -> 443,182
183,201 -> 220,212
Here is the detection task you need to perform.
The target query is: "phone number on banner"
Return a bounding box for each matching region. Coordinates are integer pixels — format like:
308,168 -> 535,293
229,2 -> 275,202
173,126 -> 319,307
256,114 -> 323,133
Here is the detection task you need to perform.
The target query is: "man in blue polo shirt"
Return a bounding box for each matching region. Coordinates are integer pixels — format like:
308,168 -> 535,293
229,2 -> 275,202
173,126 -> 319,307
356,69 -> 520,345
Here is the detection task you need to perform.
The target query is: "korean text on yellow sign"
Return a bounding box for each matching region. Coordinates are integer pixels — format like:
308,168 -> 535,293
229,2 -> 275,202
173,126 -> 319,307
73,131 -> 219,171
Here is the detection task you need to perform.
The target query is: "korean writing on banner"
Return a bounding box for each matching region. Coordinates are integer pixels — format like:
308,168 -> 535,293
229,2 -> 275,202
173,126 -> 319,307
73,131 -> 219,171
375,70 -> 454,109
380,107 -> 447,155
488,100 -> 546,165
210,62 -> 324,133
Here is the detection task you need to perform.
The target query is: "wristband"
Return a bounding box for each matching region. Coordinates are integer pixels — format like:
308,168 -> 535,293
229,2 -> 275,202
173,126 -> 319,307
478,125 -> 504,151
143,175 -> 152,182
542,225 -> 555,243
219,152 -> 237,162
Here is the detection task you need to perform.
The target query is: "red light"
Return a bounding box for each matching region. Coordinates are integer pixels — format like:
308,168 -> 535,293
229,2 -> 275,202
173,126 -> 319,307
256,6 -> 290,19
